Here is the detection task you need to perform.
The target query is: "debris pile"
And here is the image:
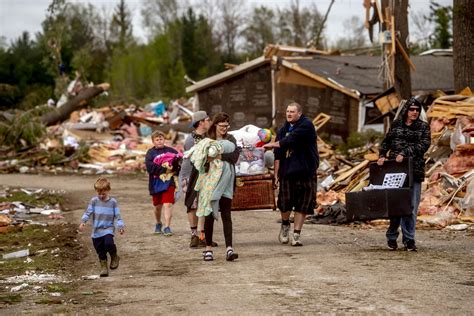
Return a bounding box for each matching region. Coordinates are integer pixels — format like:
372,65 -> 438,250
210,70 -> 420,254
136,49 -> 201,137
0,186 -> 65,233
310,89 -> 474,228
0,96 -> 196,174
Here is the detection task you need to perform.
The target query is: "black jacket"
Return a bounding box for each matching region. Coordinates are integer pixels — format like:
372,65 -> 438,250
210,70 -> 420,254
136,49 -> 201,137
274,115 -> 319,179
379,107 -> 431,182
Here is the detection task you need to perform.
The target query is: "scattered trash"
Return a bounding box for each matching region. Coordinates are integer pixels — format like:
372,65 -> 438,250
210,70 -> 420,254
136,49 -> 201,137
3,249 -> 30,260
10,283 -> 29,292
51,248 -> 60,254
40,209 -> 61,216
1,273 -> 60,284
445,224 -> 470,231
82,275 -> 100,280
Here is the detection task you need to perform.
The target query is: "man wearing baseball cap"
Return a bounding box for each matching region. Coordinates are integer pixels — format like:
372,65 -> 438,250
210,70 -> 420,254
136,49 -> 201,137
180,111 -> 216,247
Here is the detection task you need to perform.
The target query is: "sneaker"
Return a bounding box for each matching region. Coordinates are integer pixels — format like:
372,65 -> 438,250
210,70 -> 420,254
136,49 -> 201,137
190,235 -> 199,248
387,239 -> 398,250
278,225 -> 290,244
291,233 -> 303,246
405,240 -> 417,252
154,223 -> 162,234
163,226 -> 173,236
198,239 -> 218,248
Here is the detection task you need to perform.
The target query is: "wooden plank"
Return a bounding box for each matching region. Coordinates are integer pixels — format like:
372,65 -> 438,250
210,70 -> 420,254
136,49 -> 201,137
312,113 -> 331,130
330,160 -> 370,188
395,37 -> 416,71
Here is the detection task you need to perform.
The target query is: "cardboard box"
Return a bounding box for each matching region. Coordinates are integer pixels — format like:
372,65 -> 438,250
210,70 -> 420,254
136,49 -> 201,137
345,159 -> 413,221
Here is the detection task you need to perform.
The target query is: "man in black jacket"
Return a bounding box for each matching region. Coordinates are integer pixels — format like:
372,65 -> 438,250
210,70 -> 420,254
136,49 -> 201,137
377,97 -> 431,251
264,102 -> 319,246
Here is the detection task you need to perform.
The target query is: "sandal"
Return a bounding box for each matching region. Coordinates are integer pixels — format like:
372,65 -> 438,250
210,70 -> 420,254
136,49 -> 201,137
226,248 -> 239,261
203,250 -> 213,261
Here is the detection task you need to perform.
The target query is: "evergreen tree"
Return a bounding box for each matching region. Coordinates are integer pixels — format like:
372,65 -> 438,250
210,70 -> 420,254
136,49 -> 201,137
426,1 -> 453,49
109,0 -> 135,52
242,6 -> 276,58
181,8 -> 220,81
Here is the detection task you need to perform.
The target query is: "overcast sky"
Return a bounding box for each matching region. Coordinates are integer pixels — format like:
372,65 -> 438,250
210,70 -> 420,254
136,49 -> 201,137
0,0 -> 452,46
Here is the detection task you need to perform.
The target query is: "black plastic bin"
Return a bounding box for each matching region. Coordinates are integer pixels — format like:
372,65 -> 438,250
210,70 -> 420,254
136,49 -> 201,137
345,158 -> 413,221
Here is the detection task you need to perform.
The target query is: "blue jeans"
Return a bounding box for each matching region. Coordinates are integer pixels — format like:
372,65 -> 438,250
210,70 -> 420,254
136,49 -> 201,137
386,182 -> 422,245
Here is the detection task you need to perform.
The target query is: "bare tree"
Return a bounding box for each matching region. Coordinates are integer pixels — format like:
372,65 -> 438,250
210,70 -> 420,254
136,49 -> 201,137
276,1 -> 323,47
96,5 -> 112,52
197,0 -> 219,33
242,6 -> 277,57
218,0 -> 245,61
331,16 -> 367,51
410,11 -> 433,47
141,0 -> 180,36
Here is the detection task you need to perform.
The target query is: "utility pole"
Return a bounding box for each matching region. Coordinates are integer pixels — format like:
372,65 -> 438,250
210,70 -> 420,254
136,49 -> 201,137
381,0 -> 411,99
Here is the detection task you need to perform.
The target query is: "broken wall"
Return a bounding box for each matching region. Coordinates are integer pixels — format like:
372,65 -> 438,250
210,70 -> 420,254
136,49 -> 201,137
197,64 -> 273,129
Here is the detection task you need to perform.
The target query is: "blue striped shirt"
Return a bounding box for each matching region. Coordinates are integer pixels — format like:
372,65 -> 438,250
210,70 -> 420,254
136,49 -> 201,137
81,196 -> 125,238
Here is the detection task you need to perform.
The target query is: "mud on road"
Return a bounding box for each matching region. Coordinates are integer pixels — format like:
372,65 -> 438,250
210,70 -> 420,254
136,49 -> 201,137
1,174 -> 473,314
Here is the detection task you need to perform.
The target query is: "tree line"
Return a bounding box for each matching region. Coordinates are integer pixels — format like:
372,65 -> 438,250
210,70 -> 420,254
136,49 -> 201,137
0,0 -> 459,110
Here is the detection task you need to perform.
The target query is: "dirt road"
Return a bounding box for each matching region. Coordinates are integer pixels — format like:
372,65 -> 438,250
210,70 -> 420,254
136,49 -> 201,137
1,174 -> 473,314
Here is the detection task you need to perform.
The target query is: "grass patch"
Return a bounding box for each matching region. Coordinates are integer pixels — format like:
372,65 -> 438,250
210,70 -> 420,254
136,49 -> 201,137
0,294 -> 22,304
0,188 -> 64,207
0,224 -> 84,277
46,284 -> 69,293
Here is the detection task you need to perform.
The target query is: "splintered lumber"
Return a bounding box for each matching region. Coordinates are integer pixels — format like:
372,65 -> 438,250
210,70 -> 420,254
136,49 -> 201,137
335,155 -> 356,167
41,83 -> 110,126
329,160 -> 370,189
364,152 -> 379,161
427,94 -> 474,119
375,91 -> 400,114
395,37 -> 416,71
313,113 -> 331,130
344,168 -> 370,192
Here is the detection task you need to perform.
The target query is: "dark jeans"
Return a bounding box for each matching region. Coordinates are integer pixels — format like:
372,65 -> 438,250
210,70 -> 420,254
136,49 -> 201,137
205,197 -> 233,248
92,234 -> 117,261
386,182 -> 422,245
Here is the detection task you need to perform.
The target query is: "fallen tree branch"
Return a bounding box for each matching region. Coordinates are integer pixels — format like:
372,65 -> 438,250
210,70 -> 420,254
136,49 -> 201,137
41,83 -> 110,126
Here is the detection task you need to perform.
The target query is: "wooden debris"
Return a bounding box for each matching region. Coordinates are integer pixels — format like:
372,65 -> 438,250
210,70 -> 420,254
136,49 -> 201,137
329,160 -> 370,189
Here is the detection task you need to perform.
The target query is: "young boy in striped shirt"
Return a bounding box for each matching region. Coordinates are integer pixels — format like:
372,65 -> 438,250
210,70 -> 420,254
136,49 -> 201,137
79,178 -> 125,277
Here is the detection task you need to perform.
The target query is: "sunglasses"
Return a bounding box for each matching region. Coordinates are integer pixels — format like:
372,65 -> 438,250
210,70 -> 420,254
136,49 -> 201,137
408,107 -> 420,112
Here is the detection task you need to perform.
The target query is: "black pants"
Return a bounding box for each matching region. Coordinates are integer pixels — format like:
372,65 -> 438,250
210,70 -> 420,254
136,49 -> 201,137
205,197 -> 233,248
92,234 -> 117,261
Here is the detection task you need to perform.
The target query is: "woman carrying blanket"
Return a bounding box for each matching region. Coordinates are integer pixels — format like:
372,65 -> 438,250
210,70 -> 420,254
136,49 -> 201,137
186,112 -> 240,262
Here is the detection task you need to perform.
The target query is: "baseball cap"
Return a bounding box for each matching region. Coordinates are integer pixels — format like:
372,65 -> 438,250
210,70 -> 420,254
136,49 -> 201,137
190,111 -> 209,128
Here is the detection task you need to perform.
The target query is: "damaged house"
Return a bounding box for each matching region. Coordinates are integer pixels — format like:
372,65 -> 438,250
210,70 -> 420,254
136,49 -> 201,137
186,47 -> 454,140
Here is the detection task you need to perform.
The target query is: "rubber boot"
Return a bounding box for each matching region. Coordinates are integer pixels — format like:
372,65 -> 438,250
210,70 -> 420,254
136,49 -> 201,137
110,253 -> 120,270
99,259 -> 109,277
